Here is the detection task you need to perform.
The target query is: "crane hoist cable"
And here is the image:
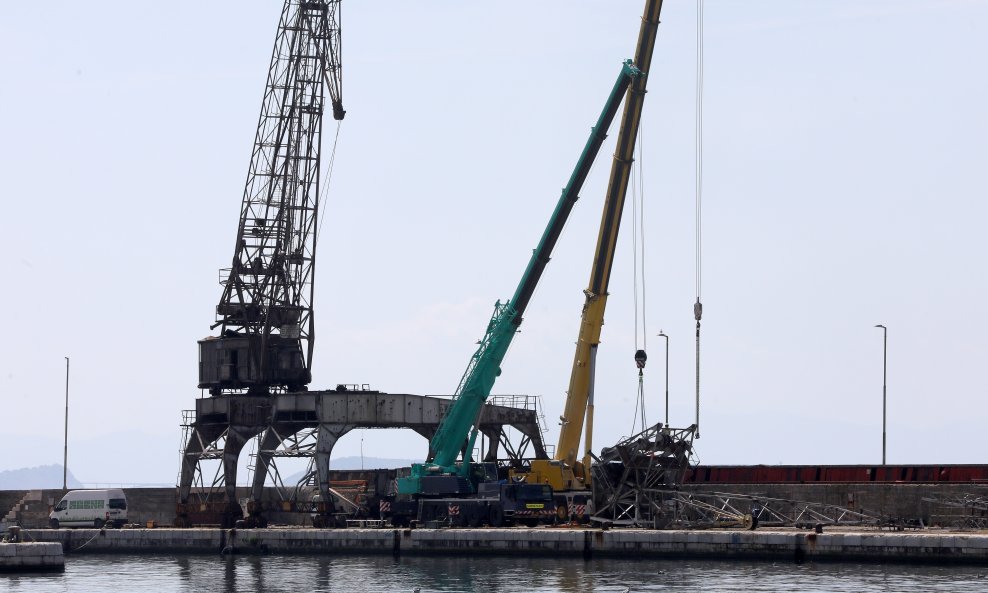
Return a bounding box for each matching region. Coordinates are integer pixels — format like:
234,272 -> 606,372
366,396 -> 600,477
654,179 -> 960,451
316,121 -> 343,245
632,121 -> 649,355
693,0 -> 705,438
631,123 -> 649,435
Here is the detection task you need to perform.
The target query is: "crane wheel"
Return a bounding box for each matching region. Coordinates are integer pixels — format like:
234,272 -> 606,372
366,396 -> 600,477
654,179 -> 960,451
488,505 -> 505,528
556,505 -> 569,522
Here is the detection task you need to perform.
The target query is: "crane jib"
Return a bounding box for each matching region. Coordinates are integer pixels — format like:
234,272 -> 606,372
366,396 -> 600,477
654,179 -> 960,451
510,60 -> 641,318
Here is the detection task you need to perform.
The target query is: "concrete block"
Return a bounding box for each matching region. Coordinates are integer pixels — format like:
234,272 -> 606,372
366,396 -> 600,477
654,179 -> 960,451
16,545 -> 41,557
963,536 -> 988,550
706,532 -> 730,545
38,543 -> 60,556
0,545 -> 14,557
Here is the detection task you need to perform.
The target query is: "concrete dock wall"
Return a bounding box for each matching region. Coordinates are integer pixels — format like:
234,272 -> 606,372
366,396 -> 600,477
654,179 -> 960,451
0,542 -> 65,572
19,528 -> 988,564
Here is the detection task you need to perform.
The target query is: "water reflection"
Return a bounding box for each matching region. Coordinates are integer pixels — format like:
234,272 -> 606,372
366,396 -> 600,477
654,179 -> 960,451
2,553 -> 987,593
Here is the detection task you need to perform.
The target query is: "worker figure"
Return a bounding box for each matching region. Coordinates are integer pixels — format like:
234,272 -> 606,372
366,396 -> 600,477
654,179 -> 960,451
750,500 -> 761,530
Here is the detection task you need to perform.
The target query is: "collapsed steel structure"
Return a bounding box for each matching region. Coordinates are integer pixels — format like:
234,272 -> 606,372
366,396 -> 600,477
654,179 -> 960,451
590,423 -> 697,527
923,494 -> 988,529
588,423 -> 893,530
662,491 -> 885,529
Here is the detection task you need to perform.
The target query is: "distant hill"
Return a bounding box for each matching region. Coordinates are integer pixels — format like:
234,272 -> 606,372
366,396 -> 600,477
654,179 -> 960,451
0,465 -> 82,490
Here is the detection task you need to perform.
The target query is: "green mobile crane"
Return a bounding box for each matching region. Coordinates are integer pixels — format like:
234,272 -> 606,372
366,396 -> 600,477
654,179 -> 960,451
389,60 -> 645,524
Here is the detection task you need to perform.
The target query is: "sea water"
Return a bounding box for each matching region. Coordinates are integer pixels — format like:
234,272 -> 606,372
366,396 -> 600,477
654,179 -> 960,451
1,553 -> 985,592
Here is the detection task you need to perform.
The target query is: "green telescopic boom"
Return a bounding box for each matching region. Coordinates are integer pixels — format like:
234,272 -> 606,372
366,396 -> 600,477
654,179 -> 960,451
398,60 -> 643,494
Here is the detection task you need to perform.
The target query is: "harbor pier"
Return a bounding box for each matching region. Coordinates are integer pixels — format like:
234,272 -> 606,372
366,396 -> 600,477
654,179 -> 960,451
15,527 -> 988,565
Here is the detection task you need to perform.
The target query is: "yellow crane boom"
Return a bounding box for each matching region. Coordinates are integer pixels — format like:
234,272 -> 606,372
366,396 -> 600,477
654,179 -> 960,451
521,0 -> 664,503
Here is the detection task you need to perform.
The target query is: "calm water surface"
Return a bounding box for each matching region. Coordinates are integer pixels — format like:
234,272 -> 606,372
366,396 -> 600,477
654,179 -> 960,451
2,554 -> 986,593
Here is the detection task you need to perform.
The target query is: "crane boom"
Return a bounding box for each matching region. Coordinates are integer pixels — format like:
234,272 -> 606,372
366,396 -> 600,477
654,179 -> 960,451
398,61 -> 643,496
559,0 -> 663,477
519,0 -> 665,498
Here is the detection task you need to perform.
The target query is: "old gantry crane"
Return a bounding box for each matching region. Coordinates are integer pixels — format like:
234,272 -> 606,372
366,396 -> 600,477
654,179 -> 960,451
177,0 -> 343,527
177,0 -> 550,529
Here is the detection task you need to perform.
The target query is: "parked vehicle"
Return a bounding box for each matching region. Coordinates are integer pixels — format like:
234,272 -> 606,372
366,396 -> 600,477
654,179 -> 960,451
49,489 -> 127,528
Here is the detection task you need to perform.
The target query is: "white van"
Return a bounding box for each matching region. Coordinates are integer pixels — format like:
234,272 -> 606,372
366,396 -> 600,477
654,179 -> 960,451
49,489 -> 127,529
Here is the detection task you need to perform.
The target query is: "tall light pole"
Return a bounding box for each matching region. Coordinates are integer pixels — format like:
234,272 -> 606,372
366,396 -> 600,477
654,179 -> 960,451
63,356 -> 70,490
874,325 -> 887,466
657,331 -> 669,426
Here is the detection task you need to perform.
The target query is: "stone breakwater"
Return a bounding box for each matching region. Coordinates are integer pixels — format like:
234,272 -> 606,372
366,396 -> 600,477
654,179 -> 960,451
15,527 -> 988,564
0,542 -> 65,572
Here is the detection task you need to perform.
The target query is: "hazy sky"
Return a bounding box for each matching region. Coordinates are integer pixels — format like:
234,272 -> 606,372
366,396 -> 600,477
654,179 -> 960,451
1,1 -> 986,485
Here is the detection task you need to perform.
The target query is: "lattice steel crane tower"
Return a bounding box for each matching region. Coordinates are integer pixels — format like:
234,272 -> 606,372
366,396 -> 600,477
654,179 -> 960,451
198,0 -> 343,396
177,0 -> 343,527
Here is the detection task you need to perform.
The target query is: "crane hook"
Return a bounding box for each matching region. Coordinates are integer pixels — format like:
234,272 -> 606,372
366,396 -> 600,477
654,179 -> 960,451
634,349 -> 647,375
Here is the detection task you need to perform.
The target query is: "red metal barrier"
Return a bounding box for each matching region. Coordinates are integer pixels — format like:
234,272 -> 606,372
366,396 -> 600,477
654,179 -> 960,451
683,464 -> 988,484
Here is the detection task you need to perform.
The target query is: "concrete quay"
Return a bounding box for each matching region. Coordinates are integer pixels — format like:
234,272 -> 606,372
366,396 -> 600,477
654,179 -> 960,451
0,542 -> 65,572
17,527 -> 988,564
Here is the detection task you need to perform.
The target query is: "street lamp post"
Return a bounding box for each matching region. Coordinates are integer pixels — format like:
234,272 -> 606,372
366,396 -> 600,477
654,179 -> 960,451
657,331 -> 669,426
874,325 -> 887,466
63,356 -> 70,490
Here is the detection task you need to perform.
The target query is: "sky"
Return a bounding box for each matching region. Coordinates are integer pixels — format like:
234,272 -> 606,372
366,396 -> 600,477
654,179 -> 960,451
1,1 -> 986,485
